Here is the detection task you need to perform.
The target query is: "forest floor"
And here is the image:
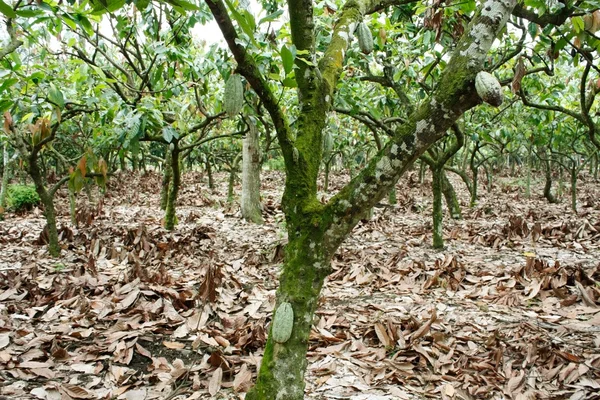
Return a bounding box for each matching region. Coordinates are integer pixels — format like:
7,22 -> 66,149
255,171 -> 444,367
1,169 -> 599,400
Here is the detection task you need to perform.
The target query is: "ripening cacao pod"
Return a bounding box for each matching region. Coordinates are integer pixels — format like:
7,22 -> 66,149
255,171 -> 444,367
224,74 -> 244,116
357,22 -> 373,55
475,71 -> 503,107
271,302 -> 294,344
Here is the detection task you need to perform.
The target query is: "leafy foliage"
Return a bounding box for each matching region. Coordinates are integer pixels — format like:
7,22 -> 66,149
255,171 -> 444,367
6,184 -> 40,211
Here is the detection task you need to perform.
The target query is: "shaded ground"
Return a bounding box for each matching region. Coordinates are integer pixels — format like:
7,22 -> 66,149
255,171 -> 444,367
1,168 -> 599,400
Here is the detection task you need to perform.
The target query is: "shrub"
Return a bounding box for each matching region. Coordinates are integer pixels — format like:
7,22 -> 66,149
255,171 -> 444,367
7,184 -> 40,212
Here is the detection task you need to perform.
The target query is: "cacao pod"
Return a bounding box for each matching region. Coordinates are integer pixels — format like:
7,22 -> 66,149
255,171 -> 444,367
475,71 -> 503,107
271,302 -> 294,344
357,22 -> 373,55
224,74 -> 244,116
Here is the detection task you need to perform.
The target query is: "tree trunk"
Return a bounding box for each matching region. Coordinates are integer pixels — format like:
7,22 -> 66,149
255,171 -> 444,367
323,161 -> 330,192
570,168 -> 577,212
241,120 -> 264,224
29,158 -> 60,256
227,167 -> 236,203
132,153 -> 139,171
119,151 -> 127,171
419,160 -> 426,184
470,166 -> 478,207
69,189 -> 77,226
431,167 -> 444,249
164,144 -> 180,230
442,170 -> 461,219
445,166 -> 472,196
543,157 -> 558,204
0,143 -> 10,216
205,157 -> 214,190
205,0 -> 519,397
160,149 -> 172,210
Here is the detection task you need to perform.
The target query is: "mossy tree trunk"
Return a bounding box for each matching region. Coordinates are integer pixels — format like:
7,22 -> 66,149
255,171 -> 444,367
421,125 -> 464,248
445,166 -> 472,197
226,154 -> 241,203
0,143 -> 10,216
570,166 -> 577,211
164,142 -> 180,230
69,189 -> 77,226
431,166 -> 444,248
207,0 -> 517,397
539,148 -> 558,204
241,119 -> 264,224
160,148 -> 172,210
442,170 -> 462,219
205,156 -> 214,190
119,151 -> 127,171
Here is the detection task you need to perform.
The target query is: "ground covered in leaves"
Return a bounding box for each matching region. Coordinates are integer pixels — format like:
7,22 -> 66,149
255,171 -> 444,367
1,169 -> 599,400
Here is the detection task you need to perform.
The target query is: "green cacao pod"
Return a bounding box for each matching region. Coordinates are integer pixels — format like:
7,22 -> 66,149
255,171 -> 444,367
475,71 -> 503,107
357,22 -> 373,55
271,302 -> 294,344
224,74 -> 244,116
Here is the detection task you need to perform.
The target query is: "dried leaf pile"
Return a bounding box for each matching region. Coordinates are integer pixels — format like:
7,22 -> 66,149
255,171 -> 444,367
1,170 -> 599,399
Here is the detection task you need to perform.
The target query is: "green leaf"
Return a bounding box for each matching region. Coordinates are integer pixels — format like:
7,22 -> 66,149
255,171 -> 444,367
281,45 -> 294,75
134,0 -> 151,10
259,9 -> 283,25
572,16 -> 585,33
527,22 -> 538,39
0,78 -> 18,93
282,77 -> 297,88
48,84 -> 65,109
166,0 -> 200,12
0,0 -> 16,18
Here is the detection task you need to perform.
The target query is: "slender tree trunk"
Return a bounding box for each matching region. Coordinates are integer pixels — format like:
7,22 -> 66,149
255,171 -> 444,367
205,157 -> 214,190
241,120 -> 264,224
119,151 -> 127,171
419,160 -> 426,184
132,153 -> 139,171
324,162 -> 330,192
470,166 -> 478,207
164,144 -> 180,230
543,156 -> 558,204
442,170 -> 461,219
29,158 -> 60,256
227,168 -> 236,203
160,149 -> 172,210
69,189 -> 77,226
526,145 -> 532,198
0,143 -> 10,216
445,166 -> 472,196
570,167 -> 577,212
431,167 -> 444,249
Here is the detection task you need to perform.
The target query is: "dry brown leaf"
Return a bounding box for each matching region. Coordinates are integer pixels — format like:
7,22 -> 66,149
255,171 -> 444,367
60,384 -> 93,399
208,367 -> 223,396
233,363 -> 253,392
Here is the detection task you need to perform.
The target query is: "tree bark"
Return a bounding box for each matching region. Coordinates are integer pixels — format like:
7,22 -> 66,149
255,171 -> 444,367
442,170 -> 461,219
570,167 -> 577,212
241,120 -> 264,224
164,143 -> 180,230
432,167 -> 444,248
160,149 -> 172,210
0,143 -> 10,216
207,0 -> 518,397
29,156 -> 60,256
